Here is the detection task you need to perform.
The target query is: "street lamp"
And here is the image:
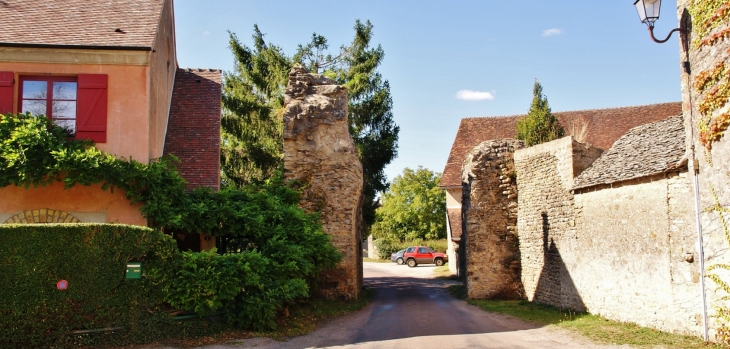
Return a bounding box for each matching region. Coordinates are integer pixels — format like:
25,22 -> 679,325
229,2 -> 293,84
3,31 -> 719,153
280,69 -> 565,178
634,0 -> 684,43
634,0 -> 708,342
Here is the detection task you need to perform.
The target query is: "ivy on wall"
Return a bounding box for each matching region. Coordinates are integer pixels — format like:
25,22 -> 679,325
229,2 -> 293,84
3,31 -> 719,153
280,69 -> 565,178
705,185 -> 730,344
689,0 -> 730,149
689,0 -> 730,49
0,113 -> 329,239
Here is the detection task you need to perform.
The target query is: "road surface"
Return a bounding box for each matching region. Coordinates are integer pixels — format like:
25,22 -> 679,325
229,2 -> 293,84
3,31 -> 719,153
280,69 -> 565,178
195,262 -> 628,349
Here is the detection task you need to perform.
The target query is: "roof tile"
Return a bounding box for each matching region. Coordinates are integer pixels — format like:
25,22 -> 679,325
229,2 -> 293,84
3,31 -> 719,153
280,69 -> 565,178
440,102 -> 682,188
0,0 -> 164,48
572,115 -> 686,190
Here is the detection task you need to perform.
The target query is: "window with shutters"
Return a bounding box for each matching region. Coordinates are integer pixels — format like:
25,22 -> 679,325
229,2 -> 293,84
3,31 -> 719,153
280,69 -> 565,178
14,74 -> 108,143
19,76 -> 78,135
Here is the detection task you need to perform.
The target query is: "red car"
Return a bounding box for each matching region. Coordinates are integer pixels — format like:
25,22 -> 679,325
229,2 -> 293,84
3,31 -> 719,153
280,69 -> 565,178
403,246 -> 448,267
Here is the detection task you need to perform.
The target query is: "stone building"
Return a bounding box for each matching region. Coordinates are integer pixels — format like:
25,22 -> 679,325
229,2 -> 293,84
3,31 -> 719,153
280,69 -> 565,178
455,110 -> 706,335
515,115 -> 700,335
442,102 -> 682,276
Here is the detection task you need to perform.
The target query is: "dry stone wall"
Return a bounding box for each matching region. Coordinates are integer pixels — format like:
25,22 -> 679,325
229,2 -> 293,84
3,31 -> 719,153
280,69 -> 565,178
515,137 -> 602,310
461,139 -> 524,299
282,65 -> 363,300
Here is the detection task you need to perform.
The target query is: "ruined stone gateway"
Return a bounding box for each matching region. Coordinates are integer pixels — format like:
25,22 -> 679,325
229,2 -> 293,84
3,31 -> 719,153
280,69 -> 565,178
461,139 -> 524,299
282,65 -> 364,300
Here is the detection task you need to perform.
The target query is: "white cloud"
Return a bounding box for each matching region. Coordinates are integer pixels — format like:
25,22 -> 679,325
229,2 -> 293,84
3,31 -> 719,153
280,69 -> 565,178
542,28 -> 562,37
455,89 -> 495,101
203,31 -> 211,35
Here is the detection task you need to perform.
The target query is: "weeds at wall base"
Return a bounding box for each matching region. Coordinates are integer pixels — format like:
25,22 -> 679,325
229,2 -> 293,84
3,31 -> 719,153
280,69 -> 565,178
447,285 -> 720,349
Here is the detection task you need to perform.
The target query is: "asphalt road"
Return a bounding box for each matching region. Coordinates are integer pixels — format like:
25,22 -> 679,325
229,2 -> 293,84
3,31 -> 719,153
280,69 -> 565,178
199,262 -> 626,349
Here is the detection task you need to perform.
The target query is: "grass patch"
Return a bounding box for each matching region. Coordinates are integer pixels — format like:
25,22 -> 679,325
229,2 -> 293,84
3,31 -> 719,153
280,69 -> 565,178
447,285 -> 719,349
433,264 -> 453,279
363,257 -> 391,263
135,288 -> 373,348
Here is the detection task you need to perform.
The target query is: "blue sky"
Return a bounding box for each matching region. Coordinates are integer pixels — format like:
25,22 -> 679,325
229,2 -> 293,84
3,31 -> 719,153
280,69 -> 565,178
174,0 -> 682,183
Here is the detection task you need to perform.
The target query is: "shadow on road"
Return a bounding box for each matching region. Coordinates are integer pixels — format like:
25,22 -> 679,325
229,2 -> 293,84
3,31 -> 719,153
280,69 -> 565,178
326,272 -> 541,346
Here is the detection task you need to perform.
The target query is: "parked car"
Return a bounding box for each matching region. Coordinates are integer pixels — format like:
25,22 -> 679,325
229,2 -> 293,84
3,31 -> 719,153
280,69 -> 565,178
390,249 -> 406,265
403,246 -> 448,267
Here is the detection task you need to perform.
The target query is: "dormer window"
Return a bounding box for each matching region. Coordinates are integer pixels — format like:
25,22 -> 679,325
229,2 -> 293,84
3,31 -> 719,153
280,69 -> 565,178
20,76 -> 78,135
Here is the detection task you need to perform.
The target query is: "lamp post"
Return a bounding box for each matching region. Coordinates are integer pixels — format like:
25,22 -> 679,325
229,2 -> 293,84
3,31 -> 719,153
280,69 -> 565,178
634,0 -> 709,342
633,0 -> 684,43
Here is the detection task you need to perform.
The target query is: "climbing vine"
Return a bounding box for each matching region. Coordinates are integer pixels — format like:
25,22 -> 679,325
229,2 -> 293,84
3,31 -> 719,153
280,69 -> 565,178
689,0 -> 730,49
689,0 -> 730,149
706,184 -> 730,344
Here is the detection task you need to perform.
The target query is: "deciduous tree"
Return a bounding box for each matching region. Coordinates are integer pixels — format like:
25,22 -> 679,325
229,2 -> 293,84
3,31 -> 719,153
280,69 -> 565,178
370,167 -> 446,241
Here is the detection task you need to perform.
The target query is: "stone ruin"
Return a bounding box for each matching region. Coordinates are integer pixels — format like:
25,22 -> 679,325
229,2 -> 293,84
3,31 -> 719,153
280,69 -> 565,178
461,139 -> 524,299
281,65 -> 363,300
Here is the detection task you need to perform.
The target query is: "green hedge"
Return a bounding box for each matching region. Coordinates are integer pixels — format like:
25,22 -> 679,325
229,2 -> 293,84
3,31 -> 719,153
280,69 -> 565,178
0,220 -> 341,348
373,238 -> 449,260
0,224 -> 177,348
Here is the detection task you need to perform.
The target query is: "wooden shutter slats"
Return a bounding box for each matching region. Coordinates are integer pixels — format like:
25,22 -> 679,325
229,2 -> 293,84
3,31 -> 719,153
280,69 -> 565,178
76,74 -> 108,143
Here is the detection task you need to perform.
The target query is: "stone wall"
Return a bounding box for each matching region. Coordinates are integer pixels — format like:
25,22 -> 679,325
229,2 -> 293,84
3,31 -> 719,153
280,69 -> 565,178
677,0 -> 730,339
461,139 -> 524,299
515,137 -> 602,310
573,173 -> 700,334
282,65 -> 363,300
514,136 -> 701,335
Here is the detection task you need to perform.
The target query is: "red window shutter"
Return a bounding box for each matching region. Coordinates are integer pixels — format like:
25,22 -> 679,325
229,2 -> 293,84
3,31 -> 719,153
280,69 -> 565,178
76,74 -> 108,143
0,72 -> 13,115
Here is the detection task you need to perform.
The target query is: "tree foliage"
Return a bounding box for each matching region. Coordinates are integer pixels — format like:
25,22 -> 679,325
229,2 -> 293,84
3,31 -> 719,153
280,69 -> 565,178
516,80 -> 564,146
221,25 -> 289,187
0,113 -> 342,332
370,167 -> 446,241
222,20 -> 399,229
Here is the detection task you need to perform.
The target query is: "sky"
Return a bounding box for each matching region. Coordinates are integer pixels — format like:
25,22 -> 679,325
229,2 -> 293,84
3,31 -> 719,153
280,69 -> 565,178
174,0 -> 683,184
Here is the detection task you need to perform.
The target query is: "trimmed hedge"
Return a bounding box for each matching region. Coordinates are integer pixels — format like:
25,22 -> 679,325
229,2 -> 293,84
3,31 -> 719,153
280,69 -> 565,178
0,220 -> 341,348
0,224 -> 177,348
373,238 -> 449,260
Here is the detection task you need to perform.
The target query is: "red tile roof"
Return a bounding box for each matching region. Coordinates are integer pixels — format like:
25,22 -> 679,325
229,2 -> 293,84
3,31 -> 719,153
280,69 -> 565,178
0,0 -> 164,49
164,69 -> 222,190
440,102 -> 682,188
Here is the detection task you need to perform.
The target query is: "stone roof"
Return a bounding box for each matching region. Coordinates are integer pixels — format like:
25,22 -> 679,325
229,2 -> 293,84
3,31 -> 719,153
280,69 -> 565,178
163,69 -> 222,190
572,115 -> 687,190
0,0 -> 164,49
440,102 -> 682,188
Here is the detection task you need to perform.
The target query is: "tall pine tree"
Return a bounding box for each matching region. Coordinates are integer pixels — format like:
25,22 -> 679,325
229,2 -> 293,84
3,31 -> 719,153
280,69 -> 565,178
221,26 -> 289,186
221,21 -> 399,229
516,80 -> 564,147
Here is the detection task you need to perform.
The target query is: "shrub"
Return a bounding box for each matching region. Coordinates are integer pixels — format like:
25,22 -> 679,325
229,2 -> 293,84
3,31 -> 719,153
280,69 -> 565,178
0,221 -> 341,347
0,224 -> 177,349
373,238 -> 449,260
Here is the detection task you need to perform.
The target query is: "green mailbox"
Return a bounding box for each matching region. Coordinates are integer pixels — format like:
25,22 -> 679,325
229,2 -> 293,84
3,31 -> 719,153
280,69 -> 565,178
126,263 -> 141,279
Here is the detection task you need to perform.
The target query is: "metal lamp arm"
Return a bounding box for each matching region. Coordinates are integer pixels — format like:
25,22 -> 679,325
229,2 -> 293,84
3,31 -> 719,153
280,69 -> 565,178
648,25 -> 684,43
